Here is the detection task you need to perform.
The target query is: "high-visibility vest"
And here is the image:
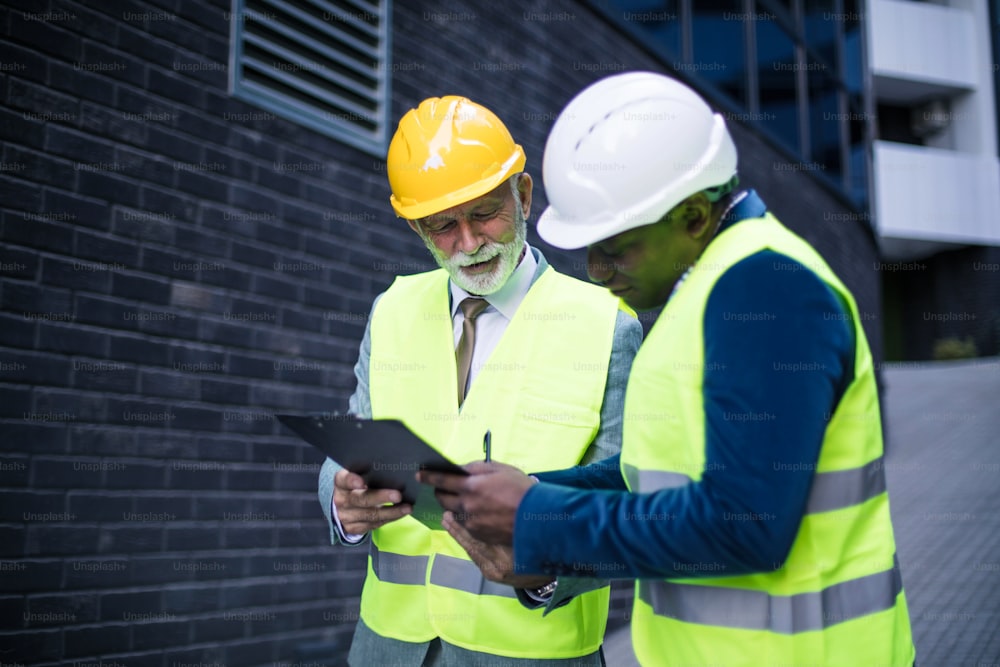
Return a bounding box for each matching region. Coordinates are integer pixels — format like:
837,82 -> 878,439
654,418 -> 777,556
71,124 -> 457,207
620,213 -> 915,666
365,266 -> 623,658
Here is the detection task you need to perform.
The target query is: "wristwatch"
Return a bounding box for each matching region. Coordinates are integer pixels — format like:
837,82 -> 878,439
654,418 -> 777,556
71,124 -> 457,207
531,579 -> 558,599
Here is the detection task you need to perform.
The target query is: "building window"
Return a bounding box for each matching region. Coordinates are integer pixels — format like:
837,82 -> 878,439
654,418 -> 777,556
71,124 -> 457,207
755,13 -> 801,154
692,0 -> 749,107
229,0 -> 392,156
589,0 -> 868,204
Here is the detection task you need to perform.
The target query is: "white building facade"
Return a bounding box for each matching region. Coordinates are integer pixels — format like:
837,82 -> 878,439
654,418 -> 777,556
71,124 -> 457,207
868,0 -> 1000,358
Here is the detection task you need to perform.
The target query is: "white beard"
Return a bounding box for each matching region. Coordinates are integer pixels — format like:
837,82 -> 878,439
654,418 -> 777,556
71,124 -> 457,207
421,206 -> 528,295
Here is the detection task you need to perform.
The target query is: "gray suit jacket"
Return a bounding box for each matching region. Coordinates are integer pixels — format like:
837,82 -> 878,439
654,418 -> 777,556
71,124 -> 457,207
317,247 -> 642,666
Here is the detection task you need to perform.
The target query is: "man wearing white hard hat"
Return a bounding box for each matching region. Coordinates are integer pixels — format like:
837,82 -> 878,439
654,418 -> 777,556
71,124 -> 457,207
420,72 -> 916,667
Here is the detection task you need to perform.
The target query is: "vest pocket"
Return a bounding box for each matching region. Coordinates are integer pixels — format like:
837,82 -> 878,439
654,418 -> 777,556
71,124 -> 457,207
506,392 -> 600,473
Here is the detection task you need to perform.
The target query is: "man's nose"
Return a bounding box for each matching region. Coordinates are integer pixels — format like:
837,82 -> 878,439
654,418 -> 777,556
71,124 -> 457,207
455,219 -> 483,255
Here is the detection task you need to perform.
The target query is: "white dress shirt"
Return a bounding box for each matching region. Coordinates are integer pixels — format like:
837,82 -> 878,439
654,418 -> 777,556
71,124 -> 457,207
449,244 -> 536,389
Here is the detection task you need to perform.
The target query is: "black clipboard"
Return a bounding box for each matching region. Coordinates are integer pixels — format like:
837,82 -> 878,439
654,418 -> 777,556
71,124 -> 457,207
277,414 -> 467,530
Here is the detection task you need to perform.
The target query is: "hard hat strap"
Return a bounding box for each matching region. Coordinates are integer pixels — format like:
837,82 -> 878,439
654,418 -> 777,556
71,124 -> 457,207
704,175 -> 740,203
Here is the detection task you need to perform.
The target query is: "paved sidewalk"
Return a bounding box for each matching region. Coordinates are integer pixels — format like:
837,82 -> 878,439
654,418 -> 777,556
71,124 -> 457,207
603,359 -> 1000,666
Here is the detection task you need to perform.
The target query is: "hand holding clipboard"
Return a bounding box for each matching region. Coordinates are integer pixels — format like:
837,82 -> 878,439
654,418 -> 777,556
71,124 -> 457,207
277,414 -> 468,529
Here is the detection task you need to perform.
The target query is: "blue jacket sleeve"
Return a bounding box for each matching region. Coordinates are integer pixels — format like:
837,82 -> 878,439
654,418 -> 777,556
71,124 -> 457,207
533,454 -> 628,490
514,250 -> 855,579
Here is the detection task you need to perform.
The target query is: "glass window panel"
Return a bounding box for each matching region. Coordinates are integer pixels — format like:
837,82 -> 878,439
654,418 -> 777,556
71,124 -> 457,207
757,0 -> 797,31
803,0 -> 839,73
756,16 -> 800,152
803,0 -> 837,44
615,0 -> 682,59
765,0 -> 794,14
690,0 -> 748,106
847,93 -> 869,205
807,66 -> 843,181
842,27 -> 863,94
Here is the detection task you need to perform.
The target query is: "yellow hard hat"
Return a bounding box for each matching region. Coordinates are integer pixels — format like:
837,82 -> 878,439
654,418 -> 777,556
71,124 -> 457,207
387,96 -> 526,220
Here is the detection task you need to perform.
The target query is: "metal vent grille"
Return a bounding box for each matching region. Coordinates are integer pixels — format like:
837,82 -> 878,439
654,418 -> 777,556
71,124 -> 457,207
230,0 -> 392,155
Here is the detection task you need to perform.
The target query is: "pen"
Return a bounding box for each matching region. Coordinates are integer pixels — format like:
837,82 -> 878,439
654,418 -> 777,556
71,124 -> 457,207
483,430 -> 491,463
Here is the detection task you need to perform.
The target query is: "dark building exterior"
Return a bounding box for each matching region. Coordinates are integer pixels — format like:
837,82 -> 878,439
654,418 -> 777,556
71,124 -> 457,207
1,1 -> 882,664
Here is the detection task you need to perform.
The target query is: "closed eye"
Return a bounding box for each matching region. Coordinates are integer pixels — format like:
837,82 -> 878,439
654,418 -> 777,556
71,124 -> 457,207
472,208 -> 500,221
424,219 -> 455,234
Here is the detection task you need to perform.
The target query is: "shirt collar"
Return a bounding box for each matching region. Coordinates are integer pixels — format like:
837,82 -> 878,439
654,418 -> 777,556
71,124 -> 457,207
449,243 -> 536,321
716,189 -> 768,235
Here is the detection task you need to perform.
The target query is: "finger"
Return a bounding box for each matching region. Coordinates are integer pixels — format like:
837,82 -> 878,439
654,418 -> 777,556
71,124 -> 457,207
462,461 -> 499,475
334,468 -> 366,491
417,470 -> 468,493
443,512 -> 489,568
348,487 -> 403,508
443,512 -> 489,554
444,513 -> 510,582
343,503 -> 411,532
433,489 -> 463,513
442,511 -> 474,548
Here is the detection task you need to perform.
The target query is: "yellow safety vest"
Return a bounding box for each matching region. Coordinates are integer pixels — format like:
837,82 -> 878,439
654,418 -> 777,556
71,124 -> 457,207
365,266 -> 623,658
620,213 -> 915,666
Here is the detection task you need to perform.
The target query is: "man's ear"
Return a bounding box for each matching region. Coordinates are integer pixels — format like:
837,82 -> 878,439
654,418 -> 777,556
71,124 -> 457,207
678,192 -> 714,240
516,173 -> 533,219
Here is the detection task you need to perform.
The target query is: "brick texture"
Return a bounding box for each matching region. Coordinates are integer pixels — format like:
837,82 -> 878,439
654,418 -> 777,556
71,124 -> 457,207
0,1 -> 882,665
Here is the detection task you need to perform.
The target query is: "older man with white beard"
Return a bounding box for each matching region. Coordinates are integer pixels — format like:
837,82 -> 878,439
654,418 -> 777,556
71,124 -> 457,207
316,96 -> 642,667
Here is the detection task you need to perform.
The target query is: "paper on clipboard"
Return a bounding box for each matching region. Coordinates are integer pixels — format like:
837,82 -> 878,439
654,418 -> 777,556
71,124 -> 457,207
277,414 -> 467,530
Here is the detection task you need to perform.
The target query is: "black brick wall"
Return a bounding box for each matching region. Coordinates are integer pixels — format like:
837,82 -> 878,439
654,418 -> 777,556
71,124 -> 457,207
1,1 -> 879,665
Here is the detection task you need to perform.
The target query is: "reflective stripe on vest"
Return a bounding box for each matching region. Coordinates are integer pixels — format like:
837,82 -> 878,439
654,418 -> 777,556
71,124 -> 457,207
370,543 -> 517,598
622,467 -> 689,492
806,456 -> 886,513
370,542 -> 427,586
638,555 -> 903,633
622,456 -> 887,514
429,554 -> 517,599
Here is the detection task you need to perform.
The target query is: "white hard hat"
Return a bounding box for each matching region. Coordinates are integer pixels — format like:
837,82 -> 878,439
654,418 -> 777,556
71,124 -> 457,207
537,71 -> 738,250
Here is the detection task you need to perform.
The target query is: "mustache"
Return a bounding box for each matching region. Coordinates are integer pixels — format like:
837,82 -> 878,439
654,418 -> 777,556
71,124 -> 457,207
451,245 -> 501,267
